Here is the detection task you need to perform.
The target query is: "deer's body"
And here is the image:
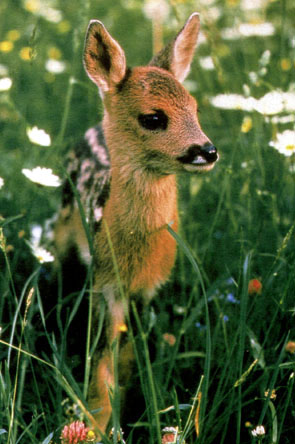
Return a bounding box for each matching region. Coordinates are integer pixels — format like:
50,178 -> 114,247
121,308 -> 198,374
54,13 -> 218,435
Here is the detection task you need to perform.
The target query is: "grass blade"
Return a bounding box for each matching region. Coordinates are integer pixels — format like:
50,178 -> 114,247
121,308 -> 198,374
167,225 -> 211,440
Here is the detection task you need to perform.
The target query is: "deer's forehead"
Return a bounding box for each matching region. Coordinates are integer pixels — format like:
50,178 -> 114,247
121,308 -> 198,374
120,67 -> 195,109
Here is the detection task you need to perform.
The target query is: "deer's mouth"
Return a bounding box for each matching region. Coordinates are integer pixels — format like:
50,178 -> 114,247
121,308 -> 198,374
177,143 -> 218,172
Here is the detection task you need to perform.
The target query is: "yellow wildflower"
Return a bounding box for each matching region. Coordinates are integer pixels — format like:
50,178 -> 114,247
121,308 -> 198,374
19,47 -> 33,61
0,41 -> 14,53
241,116 -> 253,133
6,30 -> 21,41
280,58 -> 292,71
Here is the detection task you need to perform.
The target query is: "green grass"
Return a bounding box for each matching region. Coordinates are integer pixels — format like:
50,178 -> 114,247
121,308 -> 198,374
1,0 -> 295,443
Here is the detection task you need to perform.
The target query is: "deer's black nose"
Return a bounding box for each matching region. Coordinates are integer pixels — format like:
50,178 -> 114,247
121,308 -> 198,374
177,143 -> 218,165
200,143 -> 218,163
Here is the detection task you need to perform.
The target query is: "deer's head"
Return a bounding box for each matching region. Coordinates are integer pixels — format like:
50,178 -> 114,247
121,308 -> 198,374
83,13 -> 218,175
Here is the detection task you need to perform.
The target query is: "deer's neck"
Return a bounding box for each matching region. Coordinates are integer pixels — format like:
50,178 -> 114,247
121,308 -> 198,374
97,166 -> 178,295
106,165 -> 178,233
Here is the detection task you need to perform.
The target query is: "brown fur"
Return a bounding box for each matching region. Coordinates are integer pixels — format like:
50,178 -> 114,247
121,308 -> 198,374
54,13 -> 218,435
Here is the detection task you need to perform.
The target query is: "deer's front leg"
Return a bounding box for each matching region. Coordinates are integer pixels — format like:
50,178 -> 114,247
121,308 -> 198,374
88,287 -> 132,435
88,348 -> 114,435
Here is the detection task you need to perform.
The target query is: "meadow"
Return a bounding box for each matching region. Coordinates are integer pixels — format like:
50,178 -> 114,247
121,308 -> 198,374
0,0 -> 295,443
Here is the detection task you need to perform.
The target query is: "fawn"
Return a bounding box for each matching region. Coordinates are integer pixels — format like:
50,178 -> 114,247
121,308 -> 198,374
54,12 -> 218,435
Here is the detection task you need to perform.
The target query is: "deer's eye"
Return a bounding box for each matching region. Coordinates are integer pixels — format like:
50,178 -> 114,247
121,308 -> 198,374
138,110 -> 168,131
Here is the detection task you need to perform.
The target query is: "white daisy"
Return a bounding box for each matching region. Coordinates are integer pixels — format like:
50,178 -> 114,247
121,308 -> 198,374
239,23 -> 275,37
270,130 -> 295,157
31,245 -> 54,263
0,77 -> 12,91
30,224 -> 43,246
26,126 -> 51,146
251,425 -> 266,437
255,91 -> 284,115
199,56 -> 215,70
45,59 -> 66,74
210,90 -> 295,115
266,115 -> 295,124
282,92 -> 295,112
222,22 -> 275,39
22,167 -> 61,187
209,94 -> 257,111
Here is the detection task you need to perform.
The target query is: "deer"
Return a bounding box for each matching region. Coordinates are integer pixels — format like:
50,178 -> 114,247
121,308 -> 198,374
53,12 -> 218,437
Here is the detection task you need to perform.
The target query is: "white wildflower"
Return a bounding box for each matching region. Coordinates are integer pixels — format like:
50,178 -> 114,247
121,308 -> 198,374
143,0 -> 170,21
22,167 -> 61,187
42,7 -> 62,23
28,224 -> 55,263
45,59 -> 66,74
209,94 -> 257,111
239,23 -> 274,37
222,22 -> 275,40
258,67 -> 267,77
266,115 -> 295,124
0,77 -> 12,91
265,114 -> 295,125
210,90 -> 295,116
199,56 -> 215,70
23,0 -> 62,23
221,27 -> 240,40
260,50 -> 271,67
0,177 -> 4,189
251,425 -> 266,437
26,126 -> 51,146
255,90 -> 295,114
283,92 -> 295,112
243,84 -> 251,96
241,0 -> 268,9
31,245 -> 54,263
255,91 -> 284,115
30,224 -> 43,246
205,6 -> 222,22
269,130 -> 295,157
249,71 -> 259,85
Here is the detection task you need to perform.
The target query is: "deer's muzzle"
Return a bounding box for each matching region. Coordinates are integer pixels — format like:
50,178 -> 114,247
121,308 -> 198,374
177,143 -> 218,171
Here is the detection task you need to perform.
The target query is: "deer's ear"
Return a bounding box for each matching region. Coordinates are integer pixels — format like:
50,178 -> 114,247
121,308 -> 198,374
149,13 -> 200,83
83,20 -> 126,92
